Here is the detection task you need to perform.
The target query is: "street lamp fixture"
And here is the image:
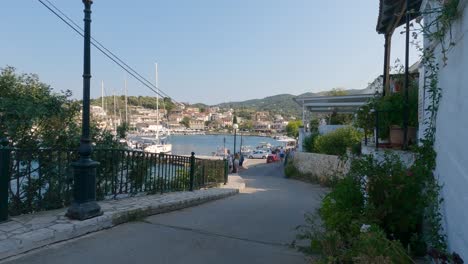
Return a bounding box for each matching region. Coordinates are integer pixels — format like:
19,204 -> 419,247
66,0 -> 102,220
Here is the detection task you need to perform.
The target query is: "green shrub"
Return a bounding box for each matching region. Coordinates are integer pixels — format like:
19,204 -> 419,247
349,226 -> 412,264
296,153 -> 428,262
349,154 -> 426,248
320,176 -> 364,237
284,162 -> 299,178
296,215 -> 412,263
295,213 -> 348,261
314,126 -> 363,156
302,132 -> 318,153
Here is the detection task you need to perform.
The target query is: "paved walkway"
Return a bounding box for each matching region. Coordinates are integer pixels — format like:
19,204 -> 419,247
3,162 -> 327,264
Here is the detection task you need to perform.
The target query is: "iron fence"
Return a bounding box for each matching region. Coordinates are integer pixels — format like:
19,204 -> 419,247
0,147 -> 228,219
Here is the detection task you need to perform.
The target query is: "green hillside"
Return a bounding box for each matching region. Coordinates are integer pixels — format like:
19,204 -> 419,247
213,88 -> 371,118
215,93 -> 314,118
91,88 -> 370,119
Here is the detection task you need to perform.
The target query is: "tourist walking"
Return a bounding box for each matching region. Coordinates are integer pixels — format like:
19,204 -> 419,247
233,153 -> 240,173
239,153 -> 245,168
227,150 -> 233,173
279,147 -> 285,163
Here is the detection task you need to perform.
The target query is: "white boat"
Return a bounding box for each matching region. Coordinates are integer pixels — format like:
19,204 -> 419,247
276,137 -> 297,149
213,146 -> 228,157
256,142 -> 272,150
241,145 -> 253,155
143,63 -> 172,154
144,139 -> 172,153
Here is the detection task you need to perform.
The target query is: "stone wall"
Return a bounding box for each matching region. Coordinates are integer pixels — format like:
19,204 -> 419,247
290,152 -> 350,184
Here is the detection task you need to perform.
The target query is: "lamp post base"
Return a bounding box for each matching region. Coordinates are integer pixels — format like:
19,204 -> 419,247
66,159 -> 102,220
66,201 -> 102,220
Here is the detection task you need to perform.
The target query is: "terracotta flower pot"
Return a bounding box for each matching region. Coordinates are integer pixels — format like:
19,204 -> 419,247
389,125 -> 417,146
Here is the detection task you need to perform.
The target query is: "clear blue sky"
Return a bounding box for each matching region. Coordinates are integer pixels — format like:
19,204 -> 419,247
1,0 -> 420,105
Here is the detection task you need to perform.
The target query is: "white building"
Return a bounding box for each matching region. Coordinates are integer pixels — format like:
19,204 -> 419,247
189,120 -> 205,130
90,106 -> 107,118
418,0 -> 468,258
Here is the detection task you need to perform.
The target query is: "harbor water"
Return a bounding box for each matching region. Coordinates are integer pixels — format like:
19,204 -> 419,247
130,134 -> 281,156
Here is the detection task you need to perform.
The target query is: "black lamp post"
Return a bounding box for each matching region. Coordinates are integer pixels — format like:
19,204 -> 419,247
403,0 -> 410,150
66,0 -> 102,220
233,123 -> 238,155
370,108 -> 379,149
239,132 -> 243,155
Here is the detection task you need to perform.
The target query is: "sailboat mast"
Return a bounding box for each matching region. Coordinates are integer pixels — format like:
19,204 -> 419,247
113,90 -> 117,133
101,80 -> 104,111
155,63 -> 159,140
125,77 -> 128,125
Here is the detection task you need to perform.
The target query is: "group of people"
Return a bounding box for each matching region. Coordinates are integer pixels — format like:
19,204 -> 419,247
226,150 -> 244,174
226,147 -> 296,174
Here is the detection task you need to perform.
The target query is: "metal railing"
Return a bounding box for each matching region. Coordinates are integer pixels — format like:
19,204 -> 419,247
0,147 -> 228,219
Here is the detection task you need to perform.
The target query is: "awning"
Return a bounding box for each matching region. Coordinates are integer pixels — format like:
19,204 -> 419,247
376,0 -> 422,34
294,94 -> 375,113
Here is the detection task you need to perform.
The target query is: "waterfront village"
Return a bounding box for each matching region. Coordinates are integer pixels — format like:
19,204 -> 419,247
90,103 -> 292,135
1,0 -> 468,263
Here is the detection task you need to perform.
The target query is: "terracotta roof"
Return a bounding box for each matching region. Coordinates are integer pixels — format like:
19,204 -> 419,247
376,0 -> 422,34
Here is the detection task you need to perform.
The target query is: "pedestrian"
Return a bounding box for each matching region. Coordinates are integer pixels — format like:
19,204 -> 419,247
227,150 -> 233,173
279,147 -> 285,163
239,153 -> 245,168
233,153 -> 240,173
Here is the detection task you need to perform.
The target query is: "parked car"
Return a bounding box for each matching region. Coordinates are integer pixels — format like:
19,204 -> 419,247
267,153 -> 280,163
248,150 -> 269,159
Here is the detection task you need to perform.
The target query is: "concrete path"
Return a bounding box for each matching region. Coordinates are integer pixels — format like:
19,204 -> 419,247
3,162 -> 327,264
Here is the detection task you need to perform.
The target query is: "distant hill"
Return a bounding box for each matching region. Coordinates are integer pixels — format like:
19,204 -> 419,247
215,94 -> 307,118
207,88 -> 370,118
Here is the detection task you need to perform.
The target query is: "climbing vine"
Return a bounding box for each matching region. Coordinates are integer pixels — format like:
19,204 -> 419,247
411,0 -> 461,257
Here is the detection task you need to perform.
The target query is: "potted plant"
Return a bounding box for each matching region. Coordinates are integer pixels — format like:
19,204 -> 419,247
378,80 -> 418,146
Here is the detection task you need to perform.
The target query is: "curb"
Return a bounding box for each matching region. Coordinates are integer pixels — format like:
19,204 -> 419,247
0,176 -> 245,261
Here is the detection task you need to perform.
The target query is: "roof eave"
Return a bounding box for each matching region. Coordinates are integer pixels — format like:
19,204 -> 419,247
376,0 -> 422,35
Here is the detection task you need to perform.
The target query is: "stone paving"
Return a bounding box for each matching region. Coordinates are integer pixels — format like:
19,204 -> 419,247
0,177 -> 244,261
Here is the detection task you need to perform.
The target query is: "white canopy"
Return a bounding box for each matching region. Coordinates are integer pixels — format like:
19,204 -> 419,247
294,94 -> 374,113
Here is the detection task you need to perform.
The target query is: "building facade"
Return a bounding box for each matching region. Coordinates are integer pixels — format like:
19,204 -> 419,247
418,0 -> 468,258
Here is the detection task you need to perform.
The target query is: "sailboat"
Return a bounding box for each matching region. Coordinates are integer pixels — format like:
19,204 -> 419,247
144,63 -> 173,154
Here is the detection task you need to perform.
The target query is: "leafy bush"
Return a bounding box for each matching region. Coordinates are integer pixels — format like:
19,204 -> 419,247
320,176 -> 364,237
296,153 -> 432,261
349,154 -> 426,248
284,162 -> 300,178
314,126 -> 363,156
349,226 -> 412,264
302,132 -> 318,153
286,120 -> 302,138
296,215 -> 412,263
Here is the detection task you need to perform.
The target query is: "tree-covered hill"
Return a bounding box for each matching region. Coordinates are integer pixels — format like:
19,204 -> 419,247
91,88 -> 370,119
213,88 -> 372,118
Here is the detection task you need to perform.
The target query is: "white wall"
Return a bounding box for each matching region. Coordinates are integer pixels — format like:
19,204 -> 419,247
420,0 -> 468,258
298,127 -> 309,152
362,146 -> 415,167
318,125 -> 346,135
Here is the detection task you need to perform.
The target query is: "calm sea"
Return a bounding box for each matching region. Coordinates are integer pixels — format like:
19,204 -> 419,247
160,135 -> 279,156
